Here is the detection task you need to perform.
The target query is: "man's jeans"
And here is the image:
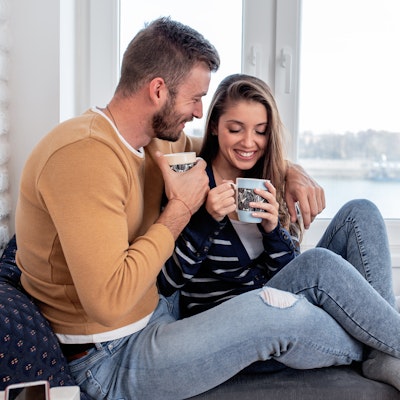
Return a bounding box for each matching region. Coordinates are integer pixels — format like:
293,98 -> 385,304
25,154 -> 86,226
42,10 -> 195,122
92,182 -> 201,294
69,199 -> 397,399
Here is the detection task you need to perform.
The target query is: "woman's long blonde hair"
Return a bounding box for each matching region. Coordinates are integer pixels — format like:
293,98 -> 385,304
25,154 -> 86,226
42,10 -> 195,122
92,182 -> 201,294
199,74 -> 303,244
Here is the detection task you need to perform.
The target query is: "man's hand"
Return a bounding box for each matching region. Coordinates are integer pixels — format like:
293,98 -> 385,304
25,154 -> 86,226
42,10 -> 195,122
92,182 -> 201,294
155,151 -> 209,238
285,162 -> 325,229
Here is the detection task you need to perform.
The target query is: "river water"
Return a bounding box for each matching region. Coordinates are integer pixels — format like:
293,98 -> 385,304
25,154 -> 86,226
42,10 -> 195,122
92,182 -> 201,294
316,178 -> 399,219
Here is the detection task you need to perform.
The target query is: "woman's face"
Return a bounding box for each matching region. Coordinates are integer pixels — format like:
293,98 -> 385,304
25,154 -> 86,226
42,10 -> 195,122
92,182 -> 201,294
214,100 -> 268,176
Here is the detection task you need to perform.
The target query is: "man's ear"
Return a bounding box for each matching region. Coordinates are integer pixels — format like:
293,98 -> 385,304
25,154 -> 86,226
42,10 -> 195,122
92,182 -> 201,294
149,77 -> 168,106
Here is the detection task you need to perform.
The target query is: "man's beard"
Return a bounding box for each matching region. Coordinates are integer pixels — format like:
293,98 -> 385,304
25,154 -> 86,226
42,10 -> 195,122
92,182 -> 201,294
152,96 -> 191,142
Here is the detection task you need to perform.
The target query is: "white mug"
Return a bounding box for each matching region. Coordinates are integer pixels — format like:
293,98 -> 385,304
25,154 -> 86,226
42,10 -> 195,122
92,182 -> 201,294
231,177 -> 269,223
164,152 -> 197,172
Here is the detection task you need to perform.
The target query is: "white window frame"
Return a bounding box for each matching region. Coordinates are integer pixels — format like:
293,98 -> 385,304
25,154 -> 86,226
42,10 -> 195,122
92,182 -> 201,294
82,0 -> 400,283
62,0 -> 120,119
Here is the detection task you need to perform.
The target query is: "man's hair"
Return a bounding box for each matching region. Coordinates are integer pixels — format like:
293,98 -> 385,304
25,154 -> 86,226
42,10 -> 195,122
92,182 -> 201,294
116,17 -> 220,96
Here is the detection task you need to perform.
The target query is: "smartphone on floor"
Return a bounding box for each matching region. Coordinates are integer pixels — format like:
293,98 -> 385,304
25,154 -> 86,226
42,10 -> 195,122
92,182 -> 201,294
5,380 -> 50,400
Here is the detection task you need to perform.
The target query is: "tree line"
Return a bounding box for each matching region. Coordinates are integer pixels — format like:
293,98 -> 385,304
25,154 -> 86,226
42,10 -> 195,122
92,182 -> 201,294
298,130 -> 400,161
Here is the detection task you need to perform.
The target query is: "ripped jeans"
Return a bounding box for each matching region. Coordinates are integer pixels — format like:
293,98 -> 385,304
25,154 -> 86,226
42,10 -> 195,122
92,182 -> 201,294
267,198 -> 398,356
69,289 -> 363,400
69,200 -> 396,399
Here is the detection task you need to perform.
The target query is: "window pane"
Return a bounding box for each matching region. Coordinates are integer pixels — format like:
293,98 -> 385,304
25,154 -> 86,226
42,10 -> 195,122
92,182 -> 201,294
119,0 -> 242,136
298,0 -> 400,218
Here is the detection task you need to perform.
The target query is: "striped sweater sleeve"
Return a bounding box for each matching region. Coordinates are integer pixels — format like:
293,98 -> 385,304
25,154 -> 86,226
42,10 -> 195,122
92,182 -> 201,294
256,223 -> 300,278
157,204 -> 226,296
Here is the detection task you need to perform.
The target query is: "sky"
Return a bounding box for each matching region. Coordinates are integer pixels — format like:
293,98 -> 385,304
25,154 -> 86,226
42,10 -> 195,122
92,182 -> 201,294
299,0 -> 400,135
120,0 -> 400,136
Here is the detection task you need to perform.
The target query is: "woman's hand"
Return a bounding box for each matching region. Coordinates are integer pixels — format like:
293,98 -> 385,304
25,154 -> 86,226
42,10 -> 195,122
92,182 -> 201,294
205,181 -> 236,222
251,180 -> 279,233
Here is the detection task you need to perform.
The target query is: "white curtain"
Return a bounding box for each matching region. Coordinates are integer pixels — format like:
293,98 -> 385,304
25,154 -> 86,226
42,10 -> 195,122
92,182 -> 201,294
0,0 -> 11,253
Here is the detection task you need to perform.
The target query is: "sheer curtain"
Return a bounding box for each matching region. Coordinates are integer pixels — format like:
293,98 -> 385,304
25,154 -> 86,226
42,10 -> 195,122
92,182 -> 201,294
0,0 -> 11,252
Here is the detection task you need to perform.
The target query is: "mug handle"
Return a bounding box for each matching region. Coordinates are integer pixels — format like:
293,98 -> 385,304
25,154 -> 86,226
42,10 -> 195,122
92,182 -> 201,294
228,182 -> 237,190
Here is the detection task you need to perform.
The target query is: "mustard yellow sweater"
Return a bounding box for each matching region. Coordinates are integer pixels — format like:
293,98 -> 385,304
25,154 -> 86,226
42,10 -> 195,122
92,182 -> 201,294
15,109 -> 200,335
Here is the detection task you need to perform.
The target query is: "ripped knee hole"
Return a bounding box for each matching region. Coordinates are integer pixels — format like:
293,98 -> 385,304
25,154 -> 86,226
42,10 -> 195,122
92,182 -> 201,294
259,287 -> 298,308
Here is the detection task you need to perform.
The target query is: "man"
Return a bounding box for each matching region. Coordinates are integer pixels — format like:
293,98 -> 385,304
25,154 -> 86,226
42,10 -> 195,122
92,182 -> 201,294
16,18 -> 360,400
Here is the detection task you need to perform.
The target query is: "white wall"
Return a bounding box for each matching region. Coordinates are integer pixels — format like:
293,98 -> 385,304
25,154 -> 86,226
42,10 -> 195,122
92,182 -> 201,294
7,0 -> 118,237
8,0 -> 61,234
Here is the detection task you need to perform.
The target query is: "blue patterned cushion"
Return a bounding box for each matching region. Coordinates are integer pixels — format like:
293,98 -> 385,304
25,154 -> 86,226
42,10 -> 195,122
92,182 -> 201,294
0,236 -> 77,390
0,236 -> 20,286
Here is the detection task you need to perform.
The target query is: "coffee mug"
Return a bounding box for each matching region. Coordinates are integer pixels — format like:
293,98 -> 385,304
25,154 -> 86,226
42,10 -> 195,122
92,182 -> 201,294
231,177 -> 269,223
164,152 -> 197,172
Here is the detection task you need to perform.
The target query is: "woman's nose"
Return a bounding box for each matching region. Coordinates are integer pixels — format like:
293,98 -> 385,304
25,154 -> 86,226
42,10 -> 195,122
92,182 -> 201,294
241,130 -> 254,147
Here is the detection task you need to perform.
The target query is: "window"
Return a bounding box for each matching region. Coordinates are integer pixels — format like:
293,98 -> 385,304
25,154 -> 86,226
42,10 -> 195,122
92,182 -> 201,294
297,0 -> 400,219
272,0 -> 400,278
85,0 -> 399,275
119,0 -> 399,219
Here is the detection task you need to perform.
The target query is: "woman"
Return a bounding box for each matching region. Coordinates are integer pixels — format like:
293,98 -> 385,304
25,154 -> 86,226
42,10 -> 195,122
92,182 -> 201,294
158,73 -> 400,389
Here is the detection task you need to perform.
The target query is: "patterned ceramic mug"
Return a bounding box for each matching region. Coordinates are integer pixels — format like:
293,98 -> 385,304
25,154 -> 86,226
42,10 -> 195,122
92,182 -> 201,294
164,152 -> 197,172
230,177 -> 269,223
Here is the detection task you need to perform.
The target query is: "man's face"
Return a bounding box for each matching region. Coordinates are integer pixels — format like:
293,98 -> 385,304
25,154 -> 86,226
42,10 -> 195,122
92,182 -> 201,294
153,63 -> 211,141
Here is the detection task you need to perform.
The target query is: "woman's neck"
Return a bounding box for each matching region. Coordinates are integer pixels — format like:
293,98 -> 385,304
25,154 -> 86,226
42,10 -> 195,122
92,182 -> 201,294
212,158 -> 242,184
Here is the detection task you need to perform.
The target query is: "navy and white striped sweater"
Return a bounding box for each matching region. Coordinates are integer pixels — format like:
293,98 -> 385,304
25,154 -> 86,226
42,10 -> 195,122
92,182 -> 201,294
157,166 -> 300,317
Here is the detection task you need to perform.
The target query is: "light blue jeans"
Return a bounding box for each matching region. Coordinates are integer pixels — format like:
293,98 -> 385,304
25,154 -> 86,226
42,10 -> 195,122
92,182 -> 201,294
268,199 -> 398,355
68,199 -> 397,399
